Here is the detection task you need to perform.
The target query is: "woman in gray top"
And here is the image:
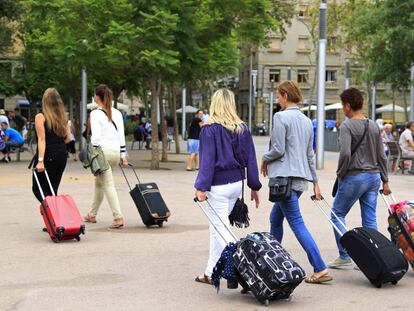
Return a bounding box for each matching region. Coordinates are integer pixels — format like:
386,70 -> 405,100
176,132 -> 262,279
261,80 -> 332,284
329,87 -> 391,268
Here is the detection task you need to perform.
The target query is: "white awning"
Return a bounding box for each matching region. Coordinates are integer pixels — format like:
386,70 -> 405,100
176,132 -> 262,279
176,105 -> 198,113
376,103 -> 405,113
300,105 -> 317,111
325,103 -> 343,111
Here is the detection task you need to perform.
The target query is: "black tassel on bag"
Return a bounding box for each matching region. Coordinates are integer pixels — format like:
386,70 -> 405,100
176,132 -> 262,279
229,197 -> 250,228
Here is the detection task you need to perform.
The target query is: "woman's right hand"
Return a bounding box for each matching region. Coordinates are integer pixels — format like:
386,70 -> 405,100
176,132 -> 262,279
313,182 -> 322,200
36,161 -> 45,172
251,190 -> 260,208
260,160 -> 268,177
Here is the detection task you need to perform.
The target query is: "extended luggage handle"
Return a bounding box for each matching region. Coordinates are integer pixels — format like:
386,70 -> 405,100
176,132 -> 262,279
119,163 -> 141,190
33,169 -> 56,200
310,195 -> 348,237
379,190 -> 397,214
193,198 -> 238,245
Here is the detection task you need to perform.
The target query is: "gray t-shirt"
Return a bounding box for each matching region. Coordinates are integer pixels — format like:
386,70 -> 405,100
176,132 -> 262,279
337,119 -> 388,182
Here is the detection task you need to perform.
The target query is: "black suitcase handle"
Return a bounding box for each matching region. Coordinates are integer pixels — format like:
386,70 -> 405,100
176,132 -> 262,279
310,195 -> 348,237
119,163 -> 141,190
33,169 -> 56,200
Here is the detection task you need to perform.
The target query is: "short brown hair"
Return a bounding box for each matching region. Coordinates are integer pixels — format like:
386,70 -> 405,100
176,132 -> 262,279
340,87 -> 364,111
277,80 -> 303,103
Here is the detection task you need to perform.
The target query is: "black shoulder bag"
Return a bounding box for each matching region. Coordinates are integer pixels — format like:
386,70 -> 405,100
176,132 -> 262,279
332,119 -> 369,197
228,136 -> 250,228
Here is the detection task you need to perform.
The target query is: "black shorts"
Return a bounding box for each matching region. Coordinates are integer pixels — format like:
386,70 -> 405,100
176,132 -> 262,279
66,141 -> 76,154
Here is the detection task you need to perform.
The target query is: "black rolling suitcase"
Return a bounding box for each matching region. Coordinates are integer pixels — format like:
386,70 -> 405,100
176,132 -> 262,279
312,196 -> 408,288
195,198 -> 305,306
120,164 -> 170,227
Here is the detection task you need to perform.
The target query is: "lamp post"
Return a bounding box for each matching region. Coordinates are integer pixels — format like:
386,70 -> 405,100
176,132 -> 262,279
345,60 -> 350,89
316,1 -> 327,169
80,39 -> 88,150
248,53 -> 253,130
371,82 -> 377,121
410,63 -> 414,122
269,80 -> 275,135
181,88 -> 186,139
287,67 -> 292,80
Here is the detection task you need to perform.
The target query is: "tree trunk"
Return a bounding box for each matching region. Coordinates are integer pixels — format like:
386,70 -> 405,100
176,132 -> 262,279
143,87 -> 149,117
113,89 -> 121,110
159,83 -> 168,162
392,88 -> 396,125
188,85 -> 193,107
171,82 -> 181,154
150,76 -> 159,170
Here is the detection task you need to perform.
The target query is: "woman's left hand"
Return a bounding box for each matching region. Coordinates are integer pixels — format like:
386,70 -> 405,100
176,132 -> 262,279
195,190 -> 207,202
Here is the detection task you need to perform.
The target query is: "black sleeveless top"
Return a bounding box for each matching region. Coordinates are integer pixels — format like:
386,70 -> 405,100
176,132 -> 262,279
40,120 -> 67,156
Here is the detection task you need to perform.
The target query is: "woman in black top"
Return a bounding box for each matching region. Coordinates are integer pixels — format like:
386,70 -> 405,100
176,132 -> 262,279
186,109 -> 204,171
32,88 -> 71,202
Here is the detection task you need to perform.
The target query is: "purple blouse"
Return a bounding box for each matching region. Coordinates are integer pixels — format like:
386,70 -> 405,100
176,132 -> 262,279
194,123 -> 262,192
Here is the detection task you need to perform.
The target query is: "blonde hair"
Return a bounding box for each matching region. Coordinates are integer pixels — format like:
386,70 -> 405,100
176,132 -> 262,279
209,89 -> 245,133
42,88 -> 68,138
277,80 -> 303,103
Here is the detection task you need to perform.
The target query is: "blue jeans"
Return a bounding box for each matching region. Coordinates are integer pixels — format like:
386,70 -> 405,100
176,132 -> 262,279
270,191 -> 327,272
331,172 -> 381,260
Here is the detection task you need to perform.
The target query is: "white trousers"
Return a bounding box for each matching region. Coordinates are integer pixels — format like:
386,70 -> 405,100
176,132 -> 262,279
205,181 -> 242,277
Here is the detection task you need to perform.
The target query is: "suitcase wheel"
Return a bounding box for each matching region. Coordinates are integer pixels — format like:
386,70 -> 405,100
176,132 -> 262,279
158,222 -> 164,228
391,280 -> 398,285
263,299 -> 269,307
371,281 -> 382,288
76,236 -> 81,242
80,225 -> 86,235
51,237 -> 59,243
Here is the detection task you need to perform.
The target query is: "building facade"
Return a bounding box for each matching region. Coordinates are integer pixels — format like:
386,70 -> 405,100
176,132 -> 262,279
236,2 -> 407,127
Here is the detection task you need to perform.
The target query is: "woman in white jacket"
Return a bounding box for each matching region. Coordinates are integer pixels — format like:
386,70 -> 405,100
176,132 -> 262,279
84,84 -> 128,229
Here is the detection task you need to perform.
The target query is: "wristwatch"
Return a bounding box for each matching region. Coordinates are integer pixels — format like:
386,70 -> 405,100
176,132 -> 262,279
38,157 -> 44,162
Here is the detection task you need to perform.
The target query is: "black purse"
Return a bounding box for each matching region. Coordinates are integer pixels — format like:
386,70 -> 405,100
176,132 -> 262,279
268,177 -> 293,202
332,119 -> 369,197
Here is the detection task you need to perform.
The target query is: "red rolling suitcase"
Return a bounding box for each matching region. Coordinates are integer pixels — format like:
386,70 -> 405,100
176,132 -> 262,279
33,170 -> 85,243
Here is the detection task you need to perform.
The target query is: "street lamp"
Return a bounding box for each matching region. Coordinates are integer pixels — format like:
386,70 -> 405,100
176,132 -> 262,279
371,81 -> 377,121
345,60 -> 350,89
410,63 -> 414,122
316,1 -> 327,169
80,39 -> 88,150
269,79 -> 275,135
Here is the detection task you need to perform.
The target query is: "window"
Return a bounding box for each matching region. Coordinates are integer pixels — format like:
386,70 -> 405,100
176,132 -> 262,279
0,99 -> 4,109
326,70 -> 337,82
327,36 -> 338,53
297,36 -> 311,52
269,69 -> 280,83
297,70 -> 309,83
268,36 -> 282,52
297,3 -> 308,18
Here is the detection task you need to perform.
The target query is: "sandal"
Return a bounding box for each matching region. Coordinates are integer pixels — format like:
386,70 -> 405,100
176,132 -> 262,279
84,214 -> 97,223
110,217 -> 124,229
305,273 -> 333,284
195,274 -> 212,285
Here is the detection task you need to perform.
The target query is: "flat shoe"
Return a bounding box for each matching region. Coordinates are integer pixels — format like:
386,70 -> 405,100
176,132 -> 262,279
305,274 -> 333,284
195,274 -> 212,285
84,214 -> 97,223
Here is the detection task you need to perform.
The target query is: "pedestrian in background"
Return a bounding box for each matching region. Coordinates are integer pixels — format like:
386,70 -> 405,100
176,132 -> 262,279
261,80 -> 332,284
0,109 -> 9,126
186,109 -> 204,171
84,84 -> 128,229
329,87 -> 390,268
194,89 -> 261,285
66,115 -> 77,161
32,88 -> 72,202
0,121 -> 24,163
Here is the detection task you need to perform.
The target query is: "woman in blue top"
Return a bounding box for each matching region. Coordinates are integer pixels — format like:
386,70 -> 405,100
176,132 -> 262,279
194,88 -> 261,285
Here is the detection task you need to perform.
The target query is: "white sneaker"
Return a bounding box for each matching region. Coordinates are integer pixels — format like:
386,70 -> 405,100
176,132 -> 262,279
328,257 -> 353,268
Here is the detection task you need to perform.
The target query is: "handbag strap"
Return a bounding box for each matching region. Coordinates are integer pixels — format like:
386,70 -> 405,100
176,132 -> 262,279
350,119 -> 369,156
230,133 -> 245,201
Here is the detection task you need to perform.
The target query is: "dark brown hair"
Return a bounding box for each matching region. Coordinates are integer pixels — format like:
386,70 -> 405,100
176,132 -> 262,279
277,80 -> 303,103
340,87 -> 364,111
95,84 -> 113,121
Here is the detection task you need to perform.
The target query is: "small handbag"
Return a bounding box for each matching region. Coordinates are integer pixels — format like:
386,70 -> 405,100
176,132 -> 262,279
268,177 -> 293,202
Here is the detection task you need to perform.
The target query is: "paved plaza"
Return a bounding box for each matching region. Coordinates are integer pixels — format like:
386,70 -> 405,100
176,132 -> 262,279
1,137 -> 413,311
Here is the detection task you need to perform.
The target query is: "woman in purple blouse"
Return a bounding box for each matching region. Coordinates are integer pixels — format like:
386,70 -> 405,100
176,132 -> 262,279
194,89 -> 261,285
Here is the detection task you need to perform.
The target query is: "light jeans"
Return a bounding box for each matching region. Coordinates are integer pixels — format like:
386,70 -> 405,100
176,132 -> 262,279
204,181 -> 241,277
331,172 -> 381,260
89,149 -> 123,219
